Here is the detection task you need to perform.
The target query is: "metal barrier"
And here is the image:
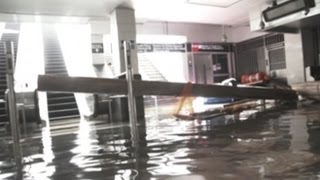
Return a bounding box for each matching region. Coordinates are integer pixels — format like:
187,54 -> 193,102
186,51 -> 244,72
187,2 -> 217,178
5,41 -> 23,178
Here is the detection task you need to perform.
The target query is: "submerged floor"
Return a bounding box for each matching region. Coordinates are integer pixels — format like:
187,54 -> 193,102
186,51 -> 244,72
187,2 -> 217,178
1,101 -> 320,179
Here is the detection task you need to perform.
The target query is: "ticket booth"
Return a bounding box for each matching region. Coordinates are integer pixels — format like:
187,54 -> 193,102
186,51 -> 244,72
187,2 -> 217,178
187,43 -> 235,84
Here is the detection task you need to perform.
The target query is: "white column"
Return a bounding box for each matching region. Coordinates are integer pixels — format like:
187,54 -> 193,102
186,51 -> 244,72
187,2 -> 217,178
110,7 -> 139,75
15,23 -> 45,92
284,32 -> 306,85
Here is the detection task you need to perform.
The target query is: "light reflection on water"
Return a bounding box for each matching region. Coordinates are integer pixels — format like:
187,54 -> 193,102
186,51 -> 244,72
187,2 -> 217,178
2,102 -> 320,179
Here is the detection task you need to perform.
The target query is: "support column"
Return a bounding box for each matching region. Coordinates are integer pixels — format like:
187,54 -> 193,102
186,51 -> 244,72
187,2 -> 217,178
110,7 -> 139,75
284,32 -> 306,85
110,7 -> 145,122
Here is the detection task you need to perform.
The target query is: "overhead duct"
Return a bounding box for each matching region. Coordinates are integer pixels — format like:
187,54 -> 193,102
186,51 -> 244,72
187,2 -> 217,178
262,0 -> 315,22
250,0 -> 320,32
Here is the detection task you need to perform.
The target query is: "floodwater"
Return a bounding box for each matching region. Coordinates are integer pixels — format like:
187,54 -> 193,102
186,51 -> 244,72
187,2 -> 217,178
1,101 -> 320,179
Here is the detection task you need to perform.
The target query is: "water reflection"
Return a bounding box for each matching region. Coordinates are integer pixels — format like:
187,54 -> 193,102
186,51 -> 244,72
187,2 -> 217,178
22,124 -> 55,180
1,102 -> 320,179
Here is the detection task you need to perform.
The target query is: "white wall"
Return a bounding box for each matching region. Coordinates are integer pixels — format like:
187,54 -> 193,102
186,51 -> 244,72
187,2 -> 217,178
90,20 -> 110,34
228,26 -> 267,42
137,22 -> 265,43
90,20 -> 265,43
137,22 -> 227,42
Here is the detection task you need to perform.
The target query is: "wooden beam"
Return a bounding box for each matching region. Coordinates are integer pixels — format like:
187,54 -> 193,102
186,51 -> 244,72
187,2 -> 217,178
38,75 -> 298,100
292,82 -> 320,100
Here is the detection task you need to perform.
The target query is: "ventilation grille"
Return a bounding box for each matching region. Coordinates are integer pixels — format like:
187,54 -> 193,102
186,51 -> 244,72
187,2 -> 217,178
265,34 -> 284,46
266,34 -> 286,71
236,36 -> 265,77
236,49 -> 260,76
235,33 -> 286,78
269,47 -> 286,70
236,37 -> 264,52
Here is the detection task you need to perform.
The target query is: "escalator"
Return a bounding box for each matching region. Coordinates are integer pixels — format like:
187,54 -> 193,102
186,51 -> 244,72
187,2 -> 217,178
42,25 -> 80,120
0,24 -> 20,124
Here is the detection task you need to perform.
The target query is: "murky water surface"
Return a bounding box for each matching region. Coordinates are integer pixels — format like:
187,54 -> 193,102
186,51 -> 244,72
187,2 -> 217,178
2,101 -> 320,179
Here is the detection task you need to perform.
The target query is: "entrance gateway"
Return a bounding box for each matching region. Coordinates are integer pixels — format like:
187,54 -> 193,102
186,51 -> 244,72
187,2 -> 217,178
187,43 -> 235,84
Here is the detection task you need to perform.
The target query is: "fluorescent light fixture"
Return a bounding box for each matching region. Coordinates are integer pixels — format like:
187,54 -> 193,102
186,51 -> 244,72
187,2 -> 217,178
187,0 -> 242,8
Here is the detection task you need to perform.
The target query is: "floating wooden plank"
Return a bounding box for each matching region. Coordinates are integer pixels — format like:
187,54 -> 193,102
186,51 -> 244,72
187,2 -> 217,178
38,75 -> 298,100
174,101 -> 260,120
292,81 -> 320,100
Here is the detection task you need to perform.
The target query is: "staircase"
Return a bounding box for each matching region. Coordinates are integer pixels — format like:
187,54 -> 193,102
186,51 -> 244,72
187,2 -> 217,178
138,54 -> 167,81
0,24 -> 20,124
138,54 -> 176,106
43,25 -> 80,120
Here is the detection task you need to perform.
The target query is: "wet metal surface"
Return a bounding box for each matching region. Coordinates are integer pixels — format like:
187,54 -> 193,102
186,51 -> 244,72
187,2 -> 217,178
2,101 -> 320,179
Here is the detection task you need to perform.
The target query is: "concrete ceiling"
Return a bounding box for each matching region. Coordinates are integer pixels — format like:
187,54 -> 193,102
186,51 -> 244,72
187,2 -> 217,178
0,0 -> 272,25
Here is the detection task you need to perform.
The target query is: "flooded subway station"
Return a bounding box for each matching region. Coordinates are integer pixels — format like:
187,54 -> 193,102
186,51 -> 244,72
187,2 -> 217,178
1,0 -> 320,179
2,100 -> 320,179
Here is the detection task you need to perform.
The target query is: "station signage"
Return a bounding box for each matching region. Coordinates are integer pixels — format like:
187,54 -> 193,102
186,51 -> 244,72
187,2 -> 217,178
136,43 -> 233,53
187,43 -> 233,52
137,43 -> 186,53
92,43 -> 105,65
92,43 -> 104,53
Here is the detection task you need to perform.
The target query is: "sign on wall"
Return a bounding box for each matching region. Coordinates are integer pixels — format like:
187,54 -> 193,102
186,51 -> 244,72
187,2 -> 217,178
92,43 -> 105,65
136,43 -> 233,53
187,43 -> 233,52
92,43 -> 104,53
137,43 -> 186,53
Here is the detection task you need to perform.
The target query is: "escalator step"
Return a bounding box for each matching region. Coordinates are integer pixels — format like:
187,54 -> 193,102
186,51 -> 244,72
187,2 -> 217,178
49,108 -> 79,119
49,114 -> 80,121
48,96 -> 76,104
47,93 -> 75,98
48,102 -> 78,111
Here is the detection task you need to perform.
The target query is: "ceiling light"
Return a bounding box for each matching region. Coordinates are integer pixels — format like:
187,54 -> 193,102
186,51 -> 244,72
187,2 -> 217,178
221,25 -> 228,42
187,0 -> 242,8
